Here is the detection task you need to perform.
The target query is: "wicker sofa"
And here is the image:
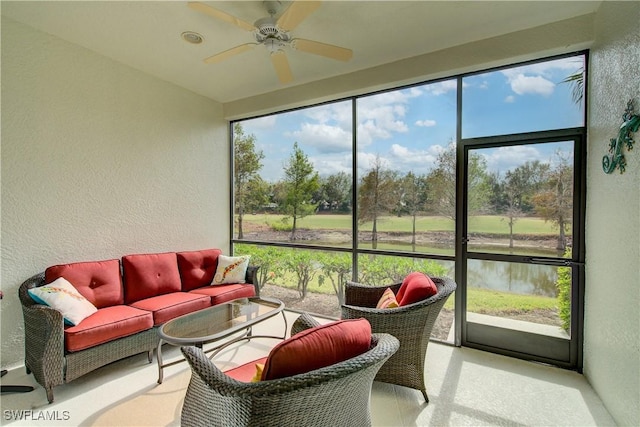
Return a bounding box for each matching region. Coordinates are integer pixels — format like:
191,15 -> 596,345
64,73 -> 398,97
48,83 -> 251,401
18,249 -> 259,403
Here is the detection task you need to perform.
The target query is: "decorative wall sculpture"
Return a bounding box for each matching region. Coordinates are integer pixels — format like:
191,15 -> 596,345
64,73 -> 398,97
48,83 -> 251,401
603,99 -> 640,174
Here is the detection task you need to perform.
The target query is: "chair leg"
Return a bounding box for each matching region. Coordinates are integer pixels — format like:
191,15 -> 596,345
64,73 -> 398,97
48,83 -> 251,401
46,386 -> 54,404
421,389 -> 429,403
147,350 -> 153,363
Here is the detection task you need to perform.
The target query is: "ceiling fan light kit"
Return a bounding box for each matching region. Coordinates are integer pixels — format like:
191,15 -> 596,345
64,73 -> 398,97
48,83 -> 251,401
187,1 -> 352,83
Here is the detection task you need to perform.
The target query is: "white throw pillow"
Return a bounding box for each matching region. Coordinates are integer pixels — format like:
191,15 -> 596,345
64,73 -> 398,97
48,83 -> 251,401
28,277 -> 98,326
212,255 -> 250,285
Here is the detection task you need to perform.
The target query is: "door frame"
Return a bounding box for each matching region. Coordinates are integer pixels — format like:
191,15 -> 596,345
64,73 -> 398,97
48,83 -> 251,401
455,128 -> 586,370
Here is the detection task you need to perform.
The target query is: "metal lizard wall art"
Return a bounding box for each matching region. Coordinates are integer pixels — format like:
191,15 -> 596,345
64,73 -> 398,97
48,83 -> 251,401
602,99 -> 640,174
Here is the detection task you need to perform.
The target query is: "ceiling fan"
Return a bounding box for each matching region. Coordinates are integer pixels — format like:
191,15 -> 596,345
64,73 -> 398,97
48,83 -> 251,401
187,1 -> 353,84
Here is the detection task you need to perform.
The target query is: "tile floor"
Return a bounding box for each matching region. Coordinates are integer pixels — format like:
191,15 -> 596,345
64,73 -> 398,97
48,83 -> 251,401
1,310 -> 615,426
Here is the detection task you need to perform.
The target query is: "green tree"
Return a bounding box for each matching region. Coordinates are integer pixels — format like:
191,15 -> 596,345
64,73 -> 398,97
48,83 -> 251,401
321,172 -> 352,212
426,143 -> 490,221
358,156 -> 397,249
502,161 -> 550,248
233,123 -> 264,239
532,152 -> 573,251
401,172 -> 429,250
282,142 -> 320,240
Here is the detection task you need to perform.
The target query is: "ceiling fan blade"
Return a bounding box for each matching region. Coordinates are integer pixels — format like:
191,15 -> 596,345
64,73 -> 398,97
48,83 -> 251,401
276,1 -> 322,31
204,43 -> 256,64
188,2 -> 255,32
292,38 -> 353,62
270,51 -> 294,84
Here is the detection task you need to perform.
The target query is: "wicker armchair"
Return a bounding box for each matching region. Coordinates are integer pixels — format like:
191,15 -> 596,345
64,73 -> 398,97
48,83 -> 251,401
341,276 -> 456,402
180,332 -> 399,427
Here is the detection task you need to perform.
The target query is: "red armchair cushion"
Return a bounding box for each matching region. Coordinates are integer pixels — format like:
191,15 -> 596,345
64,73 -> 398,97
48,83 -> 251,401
261,318 -> 371,381
224,357 -> 268,383
45,259 -> 123,308
176,249 -> 222,291
396,272 -> 438,306
122,253 -> 182,304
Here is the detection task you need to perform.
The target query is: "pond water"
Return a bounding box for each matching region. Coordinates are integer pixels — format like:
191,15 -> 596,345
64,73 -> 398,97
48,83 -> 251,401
467,259 -> 559,298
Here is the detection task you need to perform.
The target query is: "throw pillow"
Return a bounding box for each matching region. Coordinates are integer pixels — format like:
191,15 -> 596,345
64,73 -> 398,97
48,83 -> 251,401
396,272 -> 438,306
28,277 -> 98,325
212,255 -> 250,285
261,318 -> 371,381
376,287 -> 399,309
251,363 -> 264,382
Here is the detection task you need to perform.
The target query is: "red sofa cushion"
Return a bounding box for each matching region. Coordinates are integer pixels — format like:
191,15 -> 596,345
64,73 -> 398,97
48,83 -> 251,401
130,292 -> 210,326
189,284 -> 255,305
261,318 -> 371,381
396,272 -> 438,306
176,249 -> 222,291
64,305 -> 153,352
122,252 -> 182,304
45,259 -> 123,308
224,356 -> 268,383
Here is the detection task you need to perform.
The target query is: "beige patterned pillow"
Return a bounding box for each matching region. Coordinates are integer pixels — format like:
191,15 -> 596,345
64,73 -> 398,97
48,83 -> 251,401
212,255 -> 250,285
28,277 -> 98,325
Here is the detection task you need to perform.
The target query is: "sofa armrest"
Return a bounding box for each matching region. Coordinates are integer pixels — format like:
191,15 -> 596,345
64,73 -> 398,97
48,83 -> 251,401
18,273 -> 66,396
245,265 -> 260,297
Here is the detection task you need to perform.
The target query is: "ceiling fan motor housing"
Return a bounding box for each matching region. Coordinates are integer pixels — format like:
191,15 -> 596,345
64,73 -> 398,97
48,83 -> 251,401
254,16 -> 291,49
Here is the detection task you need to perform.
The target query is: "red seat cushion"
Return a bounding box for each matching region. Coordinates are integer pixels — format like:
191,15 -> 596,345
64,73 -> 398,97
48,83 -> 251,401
224,357 -> 268,383
122,252 -> 182,304
64,305 -> 153,352
176,249 -> 222,292
261,318 -> 371,381
189,284 -> 255,305
130,292 -> 210,326
396,272 -> 438,306
45,259 -> 123,308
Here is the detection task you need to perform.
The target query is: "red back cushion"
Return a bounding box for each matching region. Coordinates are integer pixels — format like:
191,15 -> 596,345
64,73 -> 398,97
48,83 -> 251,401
45,259 -> 123,308
396,272 -> 438,306
176,249 -> 222,291
261,318 -> 372,381
122,252 -> 182,304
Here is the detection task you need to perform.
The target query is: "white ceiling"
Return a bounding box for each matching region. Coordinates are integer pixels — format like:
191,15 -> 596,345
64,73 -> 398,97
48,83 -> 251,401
2,1 -> 601,104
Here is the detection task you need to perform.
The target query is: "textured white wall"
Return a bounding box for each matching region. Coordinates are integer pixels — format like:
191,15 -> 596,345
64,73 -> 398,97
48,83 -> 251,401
585,2 -> 640,426
1,18 -> 229,367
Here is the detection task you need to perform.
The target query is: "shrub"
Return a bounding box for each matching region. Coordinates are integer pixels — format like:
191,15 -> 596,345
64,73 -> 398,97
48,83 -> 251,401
556,248 -> 572,331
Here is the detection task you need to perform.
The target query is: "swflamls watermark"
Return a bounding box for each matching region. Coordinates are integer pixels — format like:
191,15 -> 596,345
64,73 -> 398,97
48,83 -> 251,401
3,410 -> 71,422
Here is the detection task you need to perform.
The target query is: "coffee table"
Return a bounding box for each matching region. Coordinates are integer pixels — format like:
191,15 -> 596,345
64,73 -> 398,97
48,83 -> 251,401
156,296 -> 286,383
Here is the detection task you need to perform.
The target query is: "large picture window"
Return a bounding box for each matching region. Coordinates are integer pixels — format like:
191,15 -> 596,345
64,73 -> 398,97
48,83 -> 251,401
231,52 -> 586,363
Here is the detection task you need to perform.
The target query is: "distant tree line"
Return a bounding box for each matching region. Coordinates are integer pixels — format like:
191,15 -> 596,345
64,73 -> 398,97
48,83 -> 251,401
233,123 -> 573,250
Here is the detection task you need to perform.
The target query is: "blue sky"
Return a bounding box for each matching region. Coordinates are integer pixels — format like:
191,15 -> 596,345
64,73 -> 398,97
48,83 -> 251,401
239,54 -> 584,182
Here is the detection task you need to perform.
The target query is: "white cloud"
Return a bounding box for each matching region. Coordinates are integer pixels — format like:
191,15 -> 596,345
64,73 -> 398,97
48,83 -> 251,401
288,123 -> 352,154
416,119 -> 437,127
424,80 -> 457,96
484,145 -> 543,172
386,144 -> 439,173
245,115 -> 277,129
504,95 -> 515,103
509,74 -> 555,96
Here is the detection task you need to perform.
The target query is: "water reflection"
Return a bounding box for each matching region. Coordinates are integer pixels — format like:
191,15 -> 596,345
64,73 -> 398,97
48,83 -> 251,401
467,259 -> 558,297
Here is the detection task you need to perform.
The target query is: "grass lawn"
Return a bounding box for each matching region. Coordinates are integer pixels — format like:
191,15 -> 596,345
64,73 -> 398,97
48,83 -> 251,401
268,274 -> 557,315
242,213 -> 562,236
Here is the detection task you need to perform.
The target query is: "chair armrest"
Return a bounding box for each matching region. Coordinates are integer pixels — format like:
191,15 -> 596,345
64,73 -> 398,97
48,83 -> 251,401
245,265 -> 260,297
18,273 -> 66,387
290,312 -> 321,336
